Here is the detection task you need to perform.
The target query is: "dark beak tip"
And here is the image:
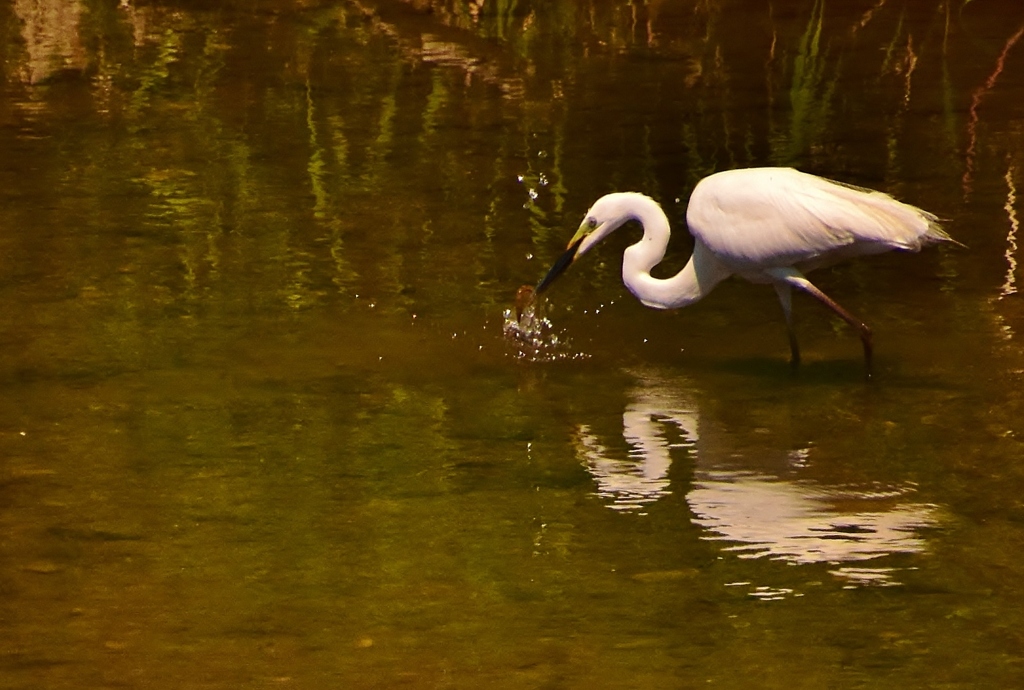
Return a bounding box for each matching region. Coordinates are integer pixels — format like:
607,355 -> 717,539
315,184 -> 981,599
535,237 -> 583,295
535,256 -> 570,294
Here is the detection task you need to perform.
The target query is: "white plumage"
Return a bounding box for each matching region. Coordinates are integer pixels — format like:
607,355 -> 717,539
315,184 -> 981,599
535,167 -> 955,374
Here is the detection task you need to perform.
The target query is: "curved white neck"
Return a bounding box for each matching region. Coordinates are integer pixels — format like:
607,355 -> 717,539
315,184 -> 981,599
619,198 -> 732,310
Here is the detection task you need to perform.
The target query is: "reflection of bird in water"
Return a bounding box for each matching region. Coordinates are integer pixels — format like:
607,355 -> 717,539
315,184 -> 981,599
688,471 -> 936,566
573,370 -> 938,587
575,379 -> 697,511
537,168 -> 957,373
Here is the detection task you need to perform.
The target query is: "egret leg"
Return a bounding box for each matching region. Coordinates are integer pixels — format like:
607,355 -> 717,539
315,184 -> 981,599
773,282 -> 800,366
769,270 -> 874,376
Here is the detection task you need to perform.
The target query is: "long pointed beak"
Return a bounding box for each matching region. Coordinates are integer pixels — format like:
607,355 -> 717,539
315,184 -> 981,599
535,232 -> 586,294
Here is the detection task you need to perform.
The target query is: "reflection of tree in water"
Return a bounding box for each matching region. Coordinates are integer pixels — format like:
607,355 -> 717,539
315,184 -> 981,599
7,0 -> 1024,322
13,0 -> 87,85
573,370 -> 938,587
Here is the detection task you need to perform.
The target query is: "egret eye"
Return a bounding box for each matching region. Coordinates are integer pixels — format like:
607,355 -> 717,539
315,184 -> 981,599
586,217 -> 598,229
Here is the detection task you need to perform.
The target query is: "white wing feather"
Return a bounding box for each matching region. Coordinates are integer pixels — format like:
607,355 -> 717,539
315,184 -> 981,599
686,168 -> 948,277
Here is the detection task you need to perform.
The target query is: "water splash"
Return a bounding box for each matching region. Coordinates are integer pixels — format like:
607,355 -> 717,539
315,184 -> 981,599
501,286 -> 588,362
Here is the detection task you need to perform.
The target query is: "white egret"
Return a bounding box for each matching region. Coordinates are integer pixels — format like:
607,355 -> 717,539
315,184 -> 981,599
535,167 -> 956,374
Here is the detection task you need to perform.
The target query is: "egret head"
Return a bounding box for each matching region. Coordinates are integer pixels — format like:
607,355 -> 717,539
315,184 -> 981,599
535,193 -> 640,294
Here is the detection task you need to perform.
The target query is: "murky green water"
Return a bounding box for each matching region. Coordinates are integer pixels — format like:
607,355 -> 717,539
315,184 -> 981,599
3,0 -> 1024,687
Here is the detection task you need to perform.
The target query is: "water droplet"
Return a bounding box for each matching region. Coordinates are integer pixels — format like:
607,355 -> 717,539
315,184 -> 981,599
528,188 -> 539,200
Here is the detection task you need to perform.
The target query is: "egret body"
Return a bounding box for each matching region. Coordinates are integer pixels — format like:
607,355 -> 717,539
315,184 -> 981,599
535,167 -> 955,373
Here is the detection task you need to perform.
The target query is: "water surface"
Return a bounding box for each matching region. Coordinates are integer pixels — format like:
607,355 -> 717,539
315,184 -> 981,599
3,0 -> 1024,687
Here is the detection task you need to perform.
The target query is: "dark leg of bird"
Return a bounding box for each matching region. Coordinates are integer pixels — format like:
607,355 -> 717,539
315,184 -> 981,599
789,277 -> 874,377
773,283 -> 800,366
788,329 -> 801,367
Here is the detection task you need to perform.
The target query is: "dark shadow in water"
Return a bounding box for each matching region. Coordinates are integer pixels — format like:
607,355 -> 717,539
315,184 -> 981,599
691,355 -> 870,384
696,355 -> 962,390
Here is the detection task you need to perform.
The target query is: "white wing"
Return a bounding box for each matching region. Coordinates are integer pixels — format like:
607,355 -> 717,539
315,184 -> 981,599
685,168 -> 947,276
